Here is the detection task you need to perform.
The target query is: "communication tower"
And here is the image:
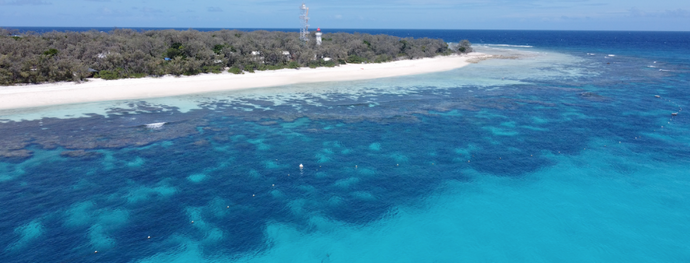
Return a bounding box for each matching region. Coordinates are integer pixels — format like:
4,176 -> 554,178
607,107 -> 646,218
299,3 -> 310,42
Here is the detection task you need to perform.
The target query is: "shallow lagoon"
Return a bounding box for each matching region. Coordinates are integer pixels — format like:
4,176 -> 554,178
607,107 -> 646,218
1,32 -> 690,262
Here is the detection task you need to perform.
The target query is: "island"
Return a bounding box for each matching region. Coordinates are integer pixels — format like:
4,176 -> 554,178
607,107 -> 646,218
0,28 -> 479,109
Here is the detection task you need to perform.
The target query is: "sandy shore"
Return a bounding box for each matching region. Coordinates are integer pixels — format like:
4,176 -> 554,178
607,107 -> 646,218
0,53 -> 486,110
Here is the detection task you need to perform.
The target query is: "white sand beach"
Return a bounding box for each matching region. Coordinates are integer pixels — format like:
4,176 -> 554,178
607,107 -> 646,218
0,53 -> 486,110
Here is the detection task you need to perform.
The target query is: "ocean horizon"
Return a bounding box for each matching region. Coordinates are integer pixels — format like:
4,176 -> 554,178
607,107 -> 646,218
4,26 -> 689,31
1,29 -> 689,262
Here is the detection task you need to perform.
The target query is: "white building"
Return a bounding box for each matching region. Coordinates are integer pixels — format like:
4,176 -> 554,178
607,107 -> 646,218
315,28 -> 322,46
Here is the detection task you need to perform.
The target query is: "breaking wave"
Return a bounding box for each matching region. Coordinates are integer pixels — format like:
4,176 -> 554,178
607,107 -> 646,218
484,44 -> 534,48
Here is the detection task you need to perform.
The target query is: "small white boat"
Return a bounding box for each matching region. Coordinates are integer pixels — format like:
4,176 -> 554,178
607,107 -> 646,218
146,122 -> 166,129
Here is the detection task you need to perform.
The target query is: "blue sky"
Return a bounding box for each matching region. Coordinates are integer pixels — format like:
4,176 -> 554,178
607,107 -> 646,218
0,0 -> 688,31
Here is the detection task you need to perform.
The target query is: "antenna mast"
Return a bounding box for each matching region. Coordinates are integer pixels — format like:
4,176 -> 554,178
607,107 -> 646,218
299,3 -> 310,42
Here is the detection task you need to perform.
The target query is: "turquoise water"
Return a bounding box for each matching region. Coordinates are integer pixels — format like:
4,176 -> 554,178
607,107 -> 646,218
1,31 -> 690,262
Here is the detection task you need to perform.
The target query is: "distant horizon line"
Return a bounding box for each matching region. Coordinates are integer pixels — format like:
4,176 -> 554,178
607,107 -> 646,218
1,26 -> 689,33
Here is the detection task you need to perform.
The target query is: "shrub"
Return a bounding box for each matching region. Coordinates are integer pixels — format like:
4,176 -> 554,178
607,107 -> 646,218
166,48 -> 183,59
228,66 -> 242,74
308,60 -> 320,68
258,64 -> 285,71
97,70 -> 120,80
212,44 -> 225,55
374,55 -> 391,63
129,73 -> 148,78
243,63 -> 256,73
202,65 -> 223,74
166,43 -> 185,58
287,61 -> 300,69
346,55 -> 366,64
43,48 -> 58,57
363,40 -> 372,49
266,64 -> 284,70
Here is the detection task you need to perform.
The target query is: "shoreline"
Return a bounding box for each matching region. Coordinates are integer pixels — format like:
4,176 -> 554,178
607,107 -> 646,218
0,53 -> 487,111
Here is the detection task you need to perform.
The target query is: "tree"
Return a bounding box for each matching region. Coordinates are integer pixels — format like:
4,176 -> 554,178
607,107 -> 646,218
0,27 -> 468,85
458,40 -> 473,54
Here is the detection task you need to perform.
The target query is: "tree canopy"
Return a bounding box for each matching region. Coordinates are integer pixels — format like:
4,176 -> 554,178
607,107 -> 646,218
0,28 -> 472,85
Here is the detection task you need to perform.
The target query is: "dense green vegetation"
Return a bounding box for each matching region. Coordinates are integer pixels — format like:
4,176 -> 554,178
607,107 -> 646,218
0,28 -> 472,85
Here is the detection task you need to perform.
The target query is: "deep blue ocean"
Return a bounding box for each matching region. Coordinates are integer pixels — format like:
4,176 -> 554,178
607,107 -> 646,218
1,29 -> 690,262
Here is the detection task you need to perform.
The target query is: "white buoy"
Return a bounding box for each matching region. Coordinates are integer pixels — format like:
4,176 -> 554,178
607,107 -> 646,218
299,164 -> 303,169
191,221 -> 194,224
95,251 -> 98,254
227,206 -> 230,208
148,236 -> 151,239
